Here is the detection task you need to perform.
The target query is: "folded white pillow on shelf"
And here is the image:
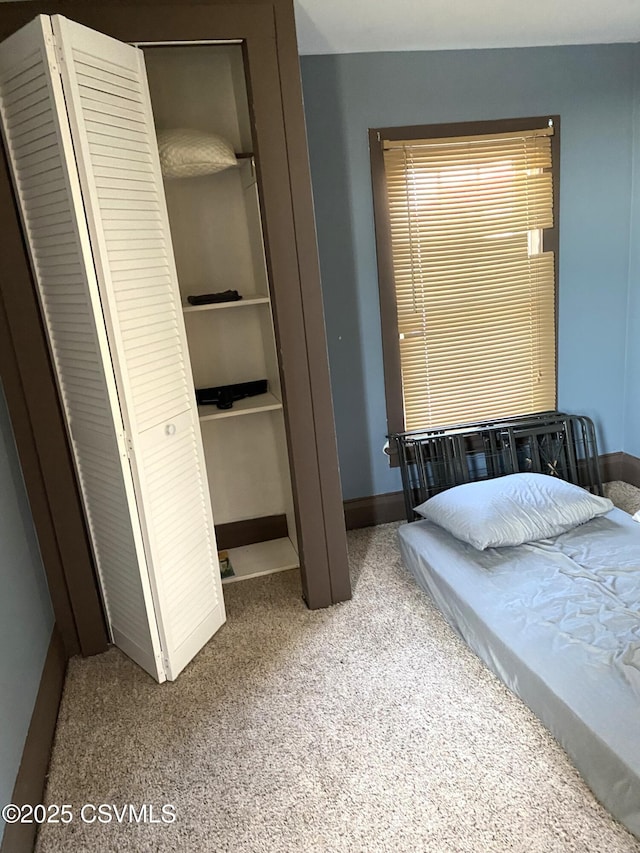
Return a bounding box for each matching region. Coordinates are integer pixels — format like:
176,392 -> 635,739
157,128 -> 237,178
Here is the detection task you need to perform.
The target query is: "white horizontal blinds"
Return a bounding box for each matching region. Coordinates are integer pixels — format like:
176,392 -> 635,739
384,126 -> 556,430
0,17 -> 165,681
53,16 -> 225,680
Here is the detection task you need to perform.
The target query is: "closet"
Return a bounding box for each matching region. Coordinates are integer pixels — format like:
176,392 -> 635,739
144,45 -> 299,582
0,0 -> 350,682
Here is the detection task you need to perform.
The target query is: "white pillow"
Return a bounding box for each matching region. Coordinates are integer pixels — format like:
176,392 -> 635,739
414,472 -> 613,550
156,128 -> 237,178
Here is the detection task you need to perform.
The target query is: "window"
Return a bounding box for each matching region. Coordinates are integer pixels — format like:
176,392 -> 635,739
370,117 -> 559,438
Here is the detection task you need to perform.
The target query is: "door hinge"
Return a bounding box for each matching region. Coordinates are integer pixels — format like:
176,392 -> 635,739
56,42 -> 65,71
119,429 -> 133,460
44,38 -> 60,77
44,33 -> 63,77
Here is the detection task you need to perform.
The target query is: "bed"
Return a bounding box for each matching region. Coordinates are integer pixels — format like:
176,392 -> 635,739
392,415 -> 640,840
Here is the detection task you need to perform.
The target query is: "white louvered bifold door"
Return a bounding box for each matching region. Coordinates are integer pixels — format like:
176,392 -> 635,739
52,15 -> 226,681
0,16 -> 165,681
0,15 -> 226,682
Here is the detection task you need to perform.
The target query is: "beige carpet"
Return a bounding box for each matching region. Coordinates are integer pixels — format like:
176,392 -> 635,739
36,482 -> 640,852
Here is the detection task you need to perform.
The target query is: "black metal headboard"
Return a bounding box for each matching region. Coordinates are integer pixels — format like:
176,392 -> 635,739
389,411 -> 603,523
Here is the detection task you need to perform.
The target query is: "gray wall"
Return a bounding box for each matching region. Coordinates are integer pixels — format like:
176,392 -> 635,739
0,383 -> 53,844
301,44 -> 637,499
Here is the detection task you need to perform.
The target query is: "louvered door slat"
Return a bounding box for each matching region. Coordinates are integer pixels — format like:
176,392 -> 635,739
103,210 -> 162,224
0,15 -> 165,682
91,156 -> 154,175
5,107 -> 51,138
128,354 -> 177,380
32,233 -> 76,249
0,54 -> 42,88
20,176 -> 65,199
80,91 -> 145,119
3,86 -> 49,120
89,124 -> 148,146
90,148 -> 153,169
26,189 -> 67,208
85,111 -> 148,137
109,240 -> 165,255
89,136 -> 151,158
13,130 -> 57,158
2,71 -> 46,105
77,74 -> 143,102
15,156 -> 61,181
15,145 -> 60,170
72,47 -> 140,82
94,177 -> 155,194
98,187 -> 157,202
76,62 -> 142,94
9,119 -> 56,148
93,167 -> 157,187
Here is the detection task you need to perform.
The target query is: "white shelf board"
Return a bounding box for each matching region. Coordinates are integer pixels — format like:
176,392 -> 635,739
221,537 -> 299,584
198,392 -> 282,422
183,294 -> 270,313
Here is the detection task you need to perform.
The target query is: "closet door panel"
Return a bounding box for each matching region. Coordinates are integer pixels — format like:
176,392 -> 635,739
52,15 -> 225,680
0,15 -> 165,681
134,411 -> 223,678
53,16 -> 191,433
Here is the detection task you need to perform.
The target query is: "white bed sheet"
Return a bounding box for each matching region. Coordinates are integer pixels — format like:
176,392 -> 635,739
398,506 -> 640,839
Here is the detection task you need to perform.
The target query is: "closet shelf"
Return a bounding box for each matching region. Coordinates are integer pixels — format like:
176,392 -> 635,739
198,392 -> 282,421
183,294 -> 270,313
221,537 -> 299,584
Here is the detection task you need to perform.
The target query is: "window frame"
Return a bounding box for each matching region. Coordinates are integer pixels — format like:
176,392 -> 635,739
369,115 -> 560,462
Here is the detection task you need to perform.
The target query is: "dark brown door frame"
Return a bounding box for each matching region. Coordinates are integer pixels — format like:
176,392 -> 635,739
0,0 -> 350,639
270,1 -> 352,604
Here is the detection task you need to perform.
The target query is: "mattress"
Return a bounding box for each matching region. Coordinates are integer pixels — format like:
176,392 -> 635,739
398,506 -> 640,839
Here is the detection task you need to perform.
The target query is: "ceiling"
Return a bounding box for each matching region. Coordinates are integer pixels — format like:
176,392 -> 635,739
294,0 -> 640,55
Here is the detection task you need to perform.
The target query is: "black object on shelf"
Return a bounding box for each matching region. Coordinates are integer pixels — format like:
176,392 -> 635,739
187,290 -> 243,306
196,379 -> 268,410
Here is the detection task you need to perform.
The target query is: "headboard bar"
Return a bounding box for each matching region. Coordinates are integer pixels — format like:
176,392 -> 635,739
389,411 -> 603,522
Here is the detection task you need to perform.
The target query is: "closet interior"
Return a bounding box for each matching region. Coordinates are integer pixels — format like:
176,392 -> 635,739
143,43 -> 299,585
